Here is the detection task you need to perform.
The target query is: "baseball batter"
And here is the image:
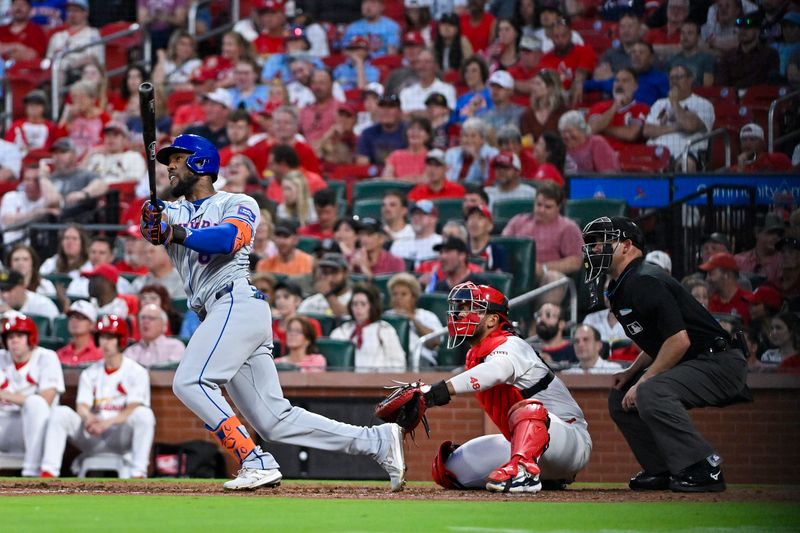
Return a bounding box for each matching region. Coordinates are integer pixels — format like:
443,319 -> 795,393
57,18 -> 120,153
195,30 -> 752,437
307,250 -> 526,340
0,313 -> 64,476
40,315 -> 155,478
140,134 -> 405,490
379,282 -> 591,493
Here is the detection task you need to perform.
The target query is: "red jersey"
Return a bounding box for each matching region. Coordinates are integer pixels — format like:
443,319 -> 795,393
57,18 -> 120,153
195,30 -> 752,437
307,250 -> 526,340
5,119 -> 59,152
408,180 -> 465,202
254,34 -> 285,57
539,44 -> 597,90
530,162 -> 565,186
219,139 -> 270,175
740,153 -> 793,173
460,13 -> 495,53
0,21 -> 47,58
708,288 -> 753,326
507,62 -> 540,82
57,341 -> 103,367
297,222 -> 334,240
587,100 -> 650,151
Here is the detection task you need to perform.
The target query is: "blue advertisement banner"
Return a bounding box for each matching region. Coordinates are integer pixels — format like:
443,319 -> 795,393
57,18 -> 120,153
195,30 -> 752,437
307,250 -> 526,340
568,177 -> 672,208
672,175 -> 800,206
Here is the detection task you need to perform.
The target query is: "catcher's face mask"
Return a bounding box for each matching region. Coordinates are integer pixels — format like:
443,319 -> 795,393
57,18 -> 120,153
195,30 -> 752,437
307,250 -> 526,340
582,216 -> 622,284
446,282 -> 487,349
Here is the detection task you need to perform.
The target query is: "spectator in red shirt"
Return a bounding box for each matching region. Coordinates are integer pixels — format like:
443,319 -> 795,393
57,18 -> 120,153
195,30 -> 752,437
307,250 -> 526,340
558,110 -> 620,173
218,110 -> 269,175
56,300 -> 103,367
299,188 -> 339,239
408,149 -> 467,202
59,80 -> 111,160
539,19 -> 596,105
0,0 -> 47,61
508,35 -> 543,96
587,67 -> 650,151
699,252 -> 754,326
5,90 -> 59,155
266,143 -> 326,203
351,217 -> 406,277
270,106 -> 322,174
734,123 -> 793,173
460,0 -> 496,53
496,124 -> 539,179
531,131 -> 567,186
253,0 -> 288,59
645,0 -> 689,61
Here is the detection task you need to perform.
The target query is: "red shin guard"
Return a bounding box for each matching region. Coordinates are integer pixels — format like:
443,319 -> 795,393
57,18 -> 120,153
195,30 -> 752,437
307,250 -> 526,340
488,399 -> 550,482
212,415 -> 256,463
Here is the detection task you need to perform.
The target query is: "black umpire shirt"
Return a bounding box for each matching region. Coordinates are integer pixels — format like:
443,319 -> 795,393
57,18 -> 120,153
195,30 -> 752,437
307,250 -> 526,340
607,257 -> 729,362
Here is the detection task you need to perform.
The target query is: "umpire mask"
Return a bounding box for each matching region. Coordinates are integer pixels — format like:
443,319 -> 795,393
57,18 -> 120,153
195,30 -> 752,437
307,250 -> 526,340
582,217 -> 622,284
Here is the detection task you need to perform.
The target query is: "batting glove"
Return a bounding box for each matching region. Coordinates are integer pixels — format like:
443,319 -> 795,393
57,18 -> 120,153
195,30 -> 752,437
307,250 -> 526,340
141,199 -> 166,225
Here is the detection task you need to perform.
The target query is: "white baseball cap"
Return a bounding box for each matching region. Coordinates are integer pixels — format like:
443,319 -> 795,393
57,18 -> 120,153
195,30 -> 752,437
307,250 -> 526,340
645,250 -> 672,274
203,88 -> 234,109
739,123 -> 764,141
67,299 -> 98,323
488,70 -> 514,90
364,82 -> 384,98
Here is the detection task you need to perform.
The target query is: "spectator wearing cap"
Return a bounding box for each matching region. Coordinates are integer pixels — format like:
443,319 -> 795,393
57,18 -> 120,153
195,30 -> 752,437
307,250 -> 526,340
485,151 -> 536,209
734,123 -> 793,173
269,107 -> 323,175
318,104 -> 359,168
298,70 -> 342,149
46,0 -> 103,75
445,117 -> 498,185
454,55 -> 492,123
124,304 -> 185,368
383,31 -> 426,96
381,189 -> 415,242
559,110 -> 620,173
218,110 -> 270,176
701,232 -> 732,263
0,162 -> 61,242
496,125 -> 537,179
298,188 -> 339,240
256,219 -> 314,276
390,199 -> 443,264
382,117 -> 433,182
298,252 -> 353,318
266,143 -> 327,204
425,92 -> 456,150
0,0 -> 47,61
735,212 -> 785,288
399,49 -> 458,115
82,263 -> 130,319
460,0 -> 496,53
4,90 -> 58,156
776,12 -> 800,76
749,284 -> 783,354
228,58 -> 271,113
520,70 -> 568,142
643,64 -> 714,172
461,183 -> 490,218
701,0 -> 744,56
285,4 -> 330,58
502,180 -> 583,289
56,300 -> 103,366
700,252 -> 753,325
351,217 -> 406,277
404,0 -> 434,46
252,0 -> 289,57
67,236 -> 134,299
334,35 -> 381,91
131,242 -> 185,299
0,269 -> 59,319
355,83 -> 384,135
342,0 -> 401,58
645,250 -> 673,275
83,122 -> 146,185
666,21 -> 717,87
182,88 -> 233,149
508,36 -> 543,95
431,236 -> 474,292
587,68 -> 650,151
260,27 -> 323,83
477,70 -> 524,133
594,12 -> 641,80
716,12 -> 780,88
47,138 -> 108,207
539,18 -> 597,105
466,205 -> 510,272
433,12 -> 473,73
355,93 -> 408,166
409,149 -> 466,201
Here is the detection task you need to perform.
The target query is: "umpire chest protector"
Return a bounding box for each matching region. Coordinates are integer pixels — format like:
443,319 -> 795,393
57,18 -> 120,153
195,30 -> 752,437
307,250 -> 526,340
607,258 -> 731,362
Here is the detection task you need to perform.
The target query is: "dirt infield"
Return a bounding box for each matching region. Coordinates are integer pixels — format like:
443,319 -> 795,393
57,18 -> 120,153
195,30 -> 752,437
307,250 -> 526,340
2,479 -> 799,502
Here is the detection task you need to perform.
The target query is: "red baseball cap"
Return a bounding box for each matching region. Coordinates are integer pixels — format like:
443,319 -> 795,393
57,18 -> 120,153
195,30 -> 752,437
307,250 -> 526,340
491,151 -> 521,170
338,103 -> 357,116
752,285 -> 782,310
346,35 -> 370,49
466,205 -> 493,224
190,66 -> 217,84
81,263 -> 120,285
254,0 -> 284,11
402,31 -> 425,46
698,252 -> 739,273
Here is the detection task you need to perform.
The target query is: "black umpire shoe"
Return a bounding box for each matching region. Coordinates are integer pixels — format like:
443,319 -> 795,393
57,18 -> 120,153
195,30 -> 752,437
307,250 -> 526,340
629,471 -> 670,490
669,456 -> 726,493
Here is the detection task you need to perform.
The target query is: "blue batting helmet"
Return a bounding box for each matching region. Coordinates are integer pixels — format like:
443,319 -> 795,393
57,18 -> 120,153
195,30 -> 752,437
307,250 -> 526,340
156,134 -> 220,180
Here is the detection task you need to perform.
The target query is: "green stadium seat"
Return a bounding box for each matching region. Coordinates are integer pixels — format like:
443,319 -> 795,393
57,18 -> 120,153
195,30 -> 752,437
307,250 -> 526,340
326,180 -> 348,218
297,236 -> 322,254
120,272 -> 139,283
492,198 -> 534,225
488,236 -> 536,297
299,312 -> 338,336
381,314 -> 410,356
417,292 -> 449,324
316,338 -> 355,370
372,274 -> 395,307
171,298 -> 189,313
403,258 -> 416,272
39,337 -> 66,351
565,198 -> 627,230
353,180 -> 414,201
474,271 -> 513,297
43,273 -> 72,287
27,314 -> 51,337
430,198 -> 464,224
436,343 -> 467,369
353,198 -> 383,220
52,316 -> 70,340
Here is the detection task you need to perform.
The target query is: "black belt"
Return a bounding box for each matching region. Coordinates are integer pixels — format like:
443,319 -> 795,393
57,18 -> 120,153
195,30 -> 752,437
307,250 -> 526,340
520,369 -> 555,399
197,282 -> 236,322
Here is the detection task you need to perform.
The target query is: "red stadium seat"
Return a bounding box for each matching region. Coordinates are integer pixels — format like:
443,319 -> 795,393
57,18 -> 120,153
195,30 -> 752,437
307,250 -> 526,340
5,59 -> 51,118
442,70 -> 461,85
166,90 -> 196,115
101,22 -> 143,90
618,144 -> 671,173
694,86 -> 737,109
322,53 -> 346,68
372,54 -> 403,69
329,163 -> 382,201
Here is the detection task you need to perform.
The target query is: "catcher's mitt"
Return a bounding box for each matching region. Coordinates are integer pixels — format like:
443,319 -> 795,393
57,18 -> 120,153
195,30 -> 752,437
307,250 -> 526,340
375,381 -> 430,439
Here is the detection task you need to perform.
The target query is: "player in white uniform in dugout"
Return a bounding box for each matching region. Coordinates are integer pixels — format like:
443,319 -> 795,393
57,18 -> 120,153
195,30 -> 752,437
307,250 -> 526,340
139,134 -> 405,490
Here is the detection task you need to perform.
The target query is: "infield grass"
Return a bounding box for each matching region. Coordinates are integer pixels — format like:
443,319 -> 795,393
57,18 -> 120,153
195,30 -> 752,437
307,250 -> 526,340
5,496 -> 800,533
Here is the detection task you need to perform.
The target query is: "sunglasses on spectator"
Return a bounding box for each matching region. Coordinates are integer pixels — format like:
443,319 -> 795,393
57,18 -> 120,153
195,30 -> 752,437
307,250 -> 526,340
735,16 -> 758,28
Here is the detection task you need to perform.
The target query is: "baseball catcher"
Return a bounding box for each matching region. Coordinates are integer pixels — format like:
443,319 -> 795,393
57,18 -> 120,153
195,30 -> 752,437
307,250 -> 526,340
376,282 -> 592,493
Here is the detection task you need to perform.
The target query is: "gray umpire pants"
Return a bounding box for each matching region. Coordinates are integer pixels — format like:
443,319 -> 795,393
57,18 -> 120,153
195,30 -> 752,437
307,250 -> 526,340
608,349 -> 749,475
172,278 -> 391,470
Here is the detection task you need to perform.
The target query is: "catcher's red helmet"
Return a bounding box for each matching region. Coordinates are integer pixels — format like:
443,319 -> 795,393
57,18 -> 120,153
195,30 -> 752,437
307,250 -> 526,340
95,315 -> 129,348
446,282 -> 510,349
1,313 -> 39,347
